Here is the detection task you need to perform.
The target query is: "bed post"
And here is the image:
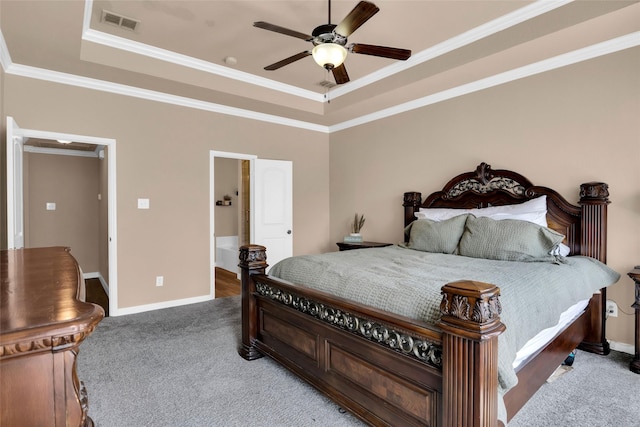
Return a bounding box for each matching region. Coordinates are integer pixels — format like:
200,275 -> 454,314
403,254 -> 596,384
238,244 -> 267,361
578,182 -> 611,355
438,280 -> 506,427
403,192 -> 422,237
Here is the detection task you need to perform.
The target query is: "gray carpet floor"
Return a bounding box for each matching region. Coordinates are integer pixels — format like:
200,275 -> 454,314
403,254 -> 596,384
78,296 -> 639,426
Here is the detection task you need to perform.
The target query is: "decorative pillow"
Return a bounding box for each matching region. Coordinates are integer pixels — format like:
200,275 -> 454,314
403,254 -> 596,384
403,214 -> 470,254
415,196 -> 548,227
458,216 -> 565,262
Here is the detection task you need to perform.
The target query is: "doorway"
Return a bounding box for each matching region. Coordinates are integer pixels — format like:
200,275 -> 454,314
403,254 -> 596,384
210,151 -> 256,295
212,156 -> 249,277
210,151 -> 293,296
6,117 -> 118,315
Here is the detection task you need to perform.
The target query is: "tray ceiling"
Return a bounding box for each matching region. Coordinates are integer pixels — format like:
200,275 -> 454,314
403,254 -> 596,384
1,1 -> 639,129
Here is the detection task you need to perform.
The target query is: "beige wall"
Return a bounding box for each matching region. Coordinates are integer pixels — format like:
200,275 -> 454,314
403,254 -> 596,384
24,152 -> 100,272
1,75 -> 330,310
330,47 -> 640,347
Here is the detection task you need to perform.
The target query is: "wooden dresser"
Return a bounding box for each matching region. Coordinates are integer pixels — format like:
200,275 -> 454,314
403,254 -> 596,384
1,247 -> 104,426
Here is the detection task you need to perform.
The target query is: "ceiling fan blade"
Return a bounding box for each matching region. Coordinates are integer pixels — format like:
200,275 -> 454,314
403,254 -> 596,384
332,64 -> 350,84
334,1 -> 379,37
264,51 -> 312,70
253,21 -> 313,41
351,43 -> 411,60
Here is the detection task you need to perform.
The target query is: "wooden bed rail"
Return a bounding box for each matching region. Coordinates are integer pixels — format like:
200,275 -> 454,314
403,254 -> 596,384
238,244 -> 506,427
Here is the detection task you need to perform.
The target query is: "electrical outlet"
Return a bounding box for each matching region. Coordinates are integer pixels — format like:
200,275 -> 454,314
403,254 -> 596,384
606,300 -> 618,317
138,198 -> 150,209
156,276 -> 164,287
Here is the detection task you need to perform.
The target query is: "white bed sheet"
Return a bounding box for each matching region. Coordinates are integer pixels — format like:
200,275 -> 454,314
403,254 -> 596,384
512,298 -> 591,370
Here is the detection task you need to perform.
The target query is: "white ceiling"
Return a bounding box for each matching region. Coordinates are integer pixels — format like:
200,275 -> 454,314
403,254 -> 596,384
1,1 -> 639,129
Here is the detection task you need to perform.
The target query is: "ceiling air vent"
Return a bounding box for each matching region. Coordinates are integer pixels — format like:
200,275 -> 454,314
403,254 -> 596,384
318,80 -> 337,89
101,10 -> 140,32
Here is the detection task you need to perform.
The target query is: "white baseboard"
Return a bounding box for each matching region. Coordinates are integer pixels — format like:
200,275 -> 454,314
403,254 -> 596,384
114,294 -> 214,317
83,272 -> 214,317
609,340 -> 634,355
83,271 -> 109,294
83,271 -> 100,279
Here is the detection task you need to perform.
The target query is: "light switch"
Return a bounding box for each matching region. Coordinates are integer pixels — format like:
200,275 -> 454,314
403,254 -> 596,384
137,198 -> 150,209
46,202 -> 56,211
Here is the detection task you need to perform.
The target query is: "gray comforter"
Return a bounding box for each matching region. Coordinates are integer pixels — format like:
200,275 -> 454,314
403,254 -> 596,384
269,245 -> 620,419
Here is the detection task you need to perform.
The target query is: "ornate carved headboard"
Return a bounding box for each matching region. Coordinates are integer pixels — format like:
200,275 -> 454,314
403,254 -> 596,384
403,162 -> 609,261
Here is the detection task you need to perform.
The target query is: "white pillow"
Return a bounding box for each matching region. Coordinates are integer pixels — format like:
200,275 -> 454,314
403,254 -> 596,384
552,243 -> 571,257
415,196 -> 548,227
414,207 -> 473,222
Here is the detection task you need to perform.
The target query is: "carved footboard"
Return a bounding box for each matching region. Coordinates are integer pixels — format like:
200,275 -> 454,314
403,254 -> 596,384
239,245 -> 505,427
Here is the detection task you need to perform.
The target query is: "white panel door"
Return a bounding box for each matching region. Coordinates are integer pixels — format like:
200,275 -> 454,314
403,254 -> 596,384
253,159 -> 293,271
6,117 -> 25,249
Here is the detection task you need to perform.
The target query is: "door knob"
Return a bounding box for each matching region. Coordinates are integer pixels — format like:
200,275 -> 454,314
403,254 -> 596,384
287,230 -> 292,234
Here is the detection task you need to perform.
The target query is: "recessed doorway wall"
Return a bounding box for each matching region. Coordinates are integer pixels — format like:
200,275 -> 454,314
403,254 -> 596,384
5,117 -> 118,314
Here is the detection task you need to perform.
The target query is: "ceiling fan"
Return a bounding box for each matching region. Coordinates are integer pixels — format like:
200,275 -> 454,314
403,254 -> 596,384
253,0 -> 411,84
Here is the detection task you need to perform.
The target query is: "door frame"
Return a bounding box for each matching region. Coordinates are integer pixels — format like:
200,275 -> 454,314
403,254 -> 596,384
6,117 -> 119,315
6,117 -> 24,249
210,151 -> 256,296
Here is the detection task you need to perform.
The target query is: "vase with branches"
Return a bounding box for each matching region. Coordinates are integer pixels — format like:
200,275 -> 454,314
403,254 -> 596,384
351,213 -> 366,235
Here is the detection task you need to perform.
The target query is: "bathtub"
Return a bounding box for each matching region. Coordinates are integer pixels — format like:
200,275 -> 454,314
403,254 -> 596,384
216,235 -> 240,275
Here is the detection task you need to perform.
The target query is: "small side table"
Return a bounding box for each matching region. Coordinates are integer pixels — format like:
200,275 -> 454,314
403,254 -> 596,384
337,241 -> 392,251
628,267 -> 640,374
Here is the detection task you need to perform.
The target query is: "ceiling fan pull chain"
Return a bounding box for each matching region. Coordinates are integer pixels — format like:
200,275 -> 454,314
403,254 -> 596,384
325,69 -> 332,104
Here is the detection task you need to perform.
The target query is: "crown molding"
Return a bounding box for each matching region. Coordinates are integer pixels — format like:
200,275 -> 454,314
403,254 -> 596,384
80,0 -> 572,104
2,24 -> 637,135
81,28 -> 325,104
82,1 -> 322,103
5,63 -> 329,133
0,28 -> 12,70
330,32 -> 640,133
330,0 -> 572,98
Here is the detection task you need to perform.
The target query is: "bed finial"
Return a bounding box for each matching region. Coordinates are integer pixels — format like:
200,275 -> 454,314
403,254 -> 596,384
239,244 -> 268,270
475,162 -> 494,185
403,192 -> 422,207
579,182 -> 610,202
403,192 -> 422,232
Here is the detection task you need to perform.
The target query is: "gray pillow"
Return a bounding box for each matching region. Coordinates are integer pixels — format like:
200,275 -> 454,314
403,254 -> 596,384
403,214 -> 469,254
459,216 -> 565,262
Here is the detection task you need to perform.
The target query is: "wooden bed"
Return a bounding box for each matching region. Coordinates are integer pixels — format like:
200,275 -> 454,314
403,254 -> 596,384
237,162 -> 611,427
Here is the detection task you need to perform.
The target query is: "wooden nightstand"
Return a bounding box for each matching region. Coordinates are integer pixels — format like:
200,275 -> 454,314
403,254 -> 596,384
628,267 -> 640,374
336,241 -> 393,251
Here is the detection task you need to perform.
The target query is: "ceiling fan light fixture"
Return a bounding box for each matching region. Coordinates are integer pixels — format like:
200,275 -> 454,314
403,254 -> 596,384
312,43 -> 347,69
